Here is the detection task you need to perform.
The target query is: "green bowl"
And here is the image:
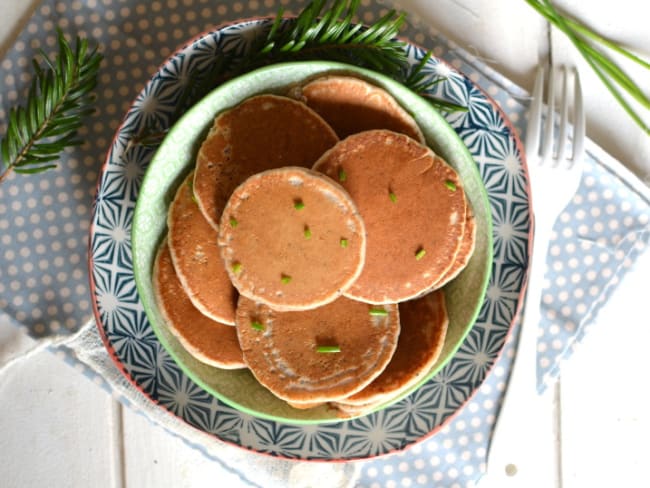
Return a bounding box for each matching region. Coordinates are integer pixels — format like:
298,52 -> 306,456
132,61 -> 493,424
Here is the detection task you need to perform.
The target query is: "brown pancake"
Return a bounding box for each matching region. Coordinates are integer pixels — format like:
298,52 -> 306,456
235,295 -> 400,404
430,204 -> 477,290
313,129 -> 467,304
153,240 -> 246,369
167,172 -> 237,325
290,75 -> 424,142
193,94 -> 339,228
332,289 -> 449,411
218,167 -> 366,312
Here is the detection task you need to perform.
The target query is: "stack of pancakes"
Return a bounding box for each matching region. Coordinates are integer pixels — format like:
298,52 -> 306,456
152,75 -> 476,417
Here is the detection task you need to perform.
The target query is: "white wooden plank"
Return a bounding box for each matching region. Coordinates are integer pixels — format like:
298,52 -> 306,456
121,404 -> 248,487
0,345 -> 116,487
398,0 -> 548,87
559,249 -> 650,488
0,0 -> 40,57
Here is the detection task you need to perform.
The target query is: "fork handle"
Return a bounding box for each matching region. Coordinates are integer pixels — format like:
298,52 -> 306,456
482,222 -> 555,487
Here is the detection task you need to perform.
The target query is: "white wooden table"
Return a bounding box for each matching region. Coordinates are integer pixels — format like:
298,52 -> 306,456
1,1 -> 649,486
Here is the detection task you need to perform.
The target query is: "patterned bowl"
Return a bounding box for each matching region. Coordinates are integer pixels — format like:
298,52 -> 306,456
131,60 -> 493,424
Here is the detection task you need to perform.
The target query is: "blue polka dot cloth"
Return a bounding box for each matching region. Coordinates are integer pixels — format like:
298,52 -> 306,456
0,1 -> 648,487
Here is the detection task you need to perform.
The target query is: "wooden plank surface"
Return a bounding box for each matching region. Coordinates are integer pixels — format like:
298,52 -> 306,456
0,1 -> 648,487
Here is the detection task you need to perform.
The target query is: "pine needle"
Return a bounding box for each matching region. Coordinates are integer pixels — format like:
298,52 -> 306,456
130,0 -> 466,148
0,29 -> 103,183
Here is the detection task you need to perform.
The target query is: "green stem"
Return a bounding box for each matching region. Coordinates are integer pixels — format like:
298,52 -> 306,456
563,16 -> 650,71
526,0 -> 650,135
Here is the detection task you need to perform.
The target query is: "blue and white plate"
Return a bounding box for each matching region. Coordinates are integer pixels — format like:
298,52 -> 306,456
89,19 -> 530,461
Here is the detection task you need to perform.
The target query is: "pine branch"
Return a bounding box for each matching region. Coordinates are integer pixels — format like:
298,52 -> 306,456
0,29 -> 103,184
129,0 -> 466,150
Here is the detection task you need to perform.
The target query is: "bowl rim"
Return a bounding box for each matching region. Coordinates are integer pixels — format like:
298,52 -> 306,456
130,59 -> 494,424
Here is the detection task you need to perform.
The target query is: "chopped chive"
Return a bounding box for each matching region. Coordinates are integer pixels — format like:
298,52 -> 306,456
415,248 -> 426,260
444,180 -> 457,191
316,345 -> 341,353
294,199 -> 305,210
281,274 -> 292,284
338,168 -> 347,182
251,321 -> 265,331
304,227 -> 312,239
232,262 -> 242,273
340,238 -> 348,248
369,308 -> 389,317
186,178 -> 198,204
229,217 -> 238,228
389,191 -> 397,203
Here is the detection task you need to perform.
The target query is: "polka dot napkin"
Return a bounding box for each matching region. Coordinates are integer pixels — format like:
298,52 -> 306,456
0,1 -> 648,487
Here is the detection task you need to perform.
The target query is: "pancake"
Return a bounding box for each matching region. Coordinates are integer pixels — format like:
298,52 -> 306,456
167,172 -> 237,325
313,129 -> 467,304
430,204 -> 477,290
153,240 -> 246,369
290,75 -> 424,142
235,295 -> 400,404
218,166 -> 366,312
193,94 -> 339,228
332,289 -> 449,412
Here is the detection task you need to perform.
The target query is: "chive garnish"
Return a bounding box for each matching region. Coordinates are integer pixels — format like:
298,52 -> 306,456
294,199 -> 305,210
304,227 -> 312,239
232,262 -> 242,273
316,345 -> 341,353
186,178 -> 198,204
281,274 -> 292,284
369,308 -> 388,316
338,168 -> 347,182
229,217 -> 238,228
340,238 -> 348,248
444,180 -> 457,191
415,248 -> 426,260
251,321 -> 265,331
389,191 -> 397,203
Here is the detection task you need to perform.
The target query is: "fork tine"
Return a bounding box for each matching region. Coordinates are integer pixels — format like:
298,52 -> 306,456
541,65 -> 556,163
556,66 -> 570,164
525,66 -> 545,159
572,68 -> 586,164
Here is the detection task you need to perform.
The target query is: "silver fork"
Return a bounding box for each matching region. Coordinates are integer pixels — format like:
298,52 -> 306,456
482,65 -> 585,487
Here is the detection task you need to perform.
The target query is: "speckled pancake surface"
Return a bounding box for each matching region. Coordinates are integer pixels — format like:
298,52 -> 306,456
218,166 -> 366,311
235,295 -> 400,404
153,241 -> 246,369
193,94 -> 339,228
167,172 -> 237,325
313,129 -> 468,304
333,289 -> 449,411
291,75 -> 424,142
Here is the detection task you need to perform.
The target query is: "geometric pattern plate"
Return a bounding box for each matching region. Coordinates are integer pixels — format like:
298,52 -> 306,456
89,18 -> 530,461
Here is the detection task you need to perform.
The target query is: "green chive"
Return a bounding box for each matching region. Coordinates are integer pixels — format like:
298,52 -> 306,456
340,238 -> 348,248
369,308 -> 389,317
304,227 -> 312,239
389,191 -> 397,203
232,262 -> 242,273
415,248 -> 426,260
281,274 -> 292,284
229,217 -> 238,228
316,345 -> 341,353
294,200 -> 305,210
251,321 -> 265,331
187,179 -> 198,204
444,180 -> 457,191
338,168 -> 347,182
